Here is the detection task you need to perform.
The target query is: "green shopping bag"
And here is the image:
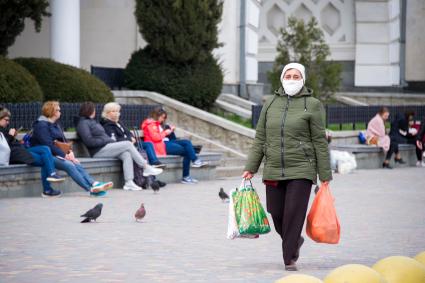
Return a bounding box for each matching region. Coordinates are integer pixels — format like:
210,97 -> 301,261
232,179 -> 271,235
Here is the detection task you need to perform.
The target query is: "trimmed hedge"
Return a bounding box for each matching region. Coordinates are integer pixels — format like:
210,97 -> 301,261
0,56 -> 43,102
15,58 -> 114,103
125,48 -> 223,109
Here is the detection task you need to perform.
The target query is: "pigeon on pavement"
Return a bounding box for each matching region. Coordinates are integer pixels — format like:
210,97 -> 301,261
219,188 -> 229,202
135,203 -> 146,221
81,203 -> 103,223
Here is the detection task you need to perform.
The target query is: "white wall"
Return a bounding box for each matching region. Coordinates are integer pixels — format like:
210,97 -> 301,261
405,0 -> 425,82
354,0 -> 401,86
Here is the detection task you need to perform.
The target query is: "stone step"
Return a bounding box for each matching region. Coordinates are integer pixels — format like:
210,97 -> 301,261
218,93 -> 257,111
216,166 -> 245,178
214,99 -> 252,119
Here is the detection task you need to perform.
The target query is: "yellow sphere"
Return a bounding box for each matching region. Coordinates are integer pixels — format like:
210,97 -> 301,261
324,264 -> 387,283
275,274 -> 323,283
373,256 -> 425,283
415,251 -> 425,266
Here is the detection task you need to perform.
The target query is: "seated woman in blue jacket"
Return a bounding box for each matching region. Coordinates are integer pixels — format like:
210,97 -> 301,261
30,101 -> 113,197
0,106 -> 65,197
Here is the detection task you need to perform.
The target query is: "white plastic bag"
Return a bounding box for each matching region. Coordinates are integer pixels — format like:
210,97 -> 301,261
226,188 -> 240,240
330,150 -> 357,174
226,185 -> 260,240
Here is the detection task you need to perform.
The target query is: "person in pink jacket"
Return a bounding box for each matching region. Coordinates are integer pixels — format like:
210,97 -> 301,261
366,107 -> 391,168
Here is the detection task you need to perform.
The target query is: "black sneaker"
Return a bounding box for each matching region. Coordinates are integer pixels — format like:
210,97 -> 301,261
151,161 -> 166,169
46,173 -> 66,182
157,180 -> 167,188
41,189 -> 62,198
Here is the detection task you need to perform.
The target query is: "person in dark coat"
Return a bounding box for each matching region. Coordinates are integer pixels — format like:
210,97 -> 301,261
0,106 -> 64,197
100,102 -> 167,188
30,101 -> 113,196
76,102 -> 163,191
384,110 -> 416,167
415,116 -> 425,167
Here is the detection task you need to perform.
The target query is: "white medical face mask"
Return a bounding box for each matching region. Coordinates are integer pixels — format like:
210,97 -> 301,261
282,79 -> 304,96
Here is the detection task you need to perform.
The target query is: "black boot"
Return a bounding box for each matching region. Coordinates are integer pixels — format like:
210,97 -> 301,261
394,158 -> 406,164
382,162 -> 393,169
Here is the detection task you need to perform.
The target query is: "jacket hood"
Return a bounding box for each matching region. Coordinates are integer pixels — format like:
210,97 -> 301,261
37,115 -> 50,122
275,86 -> 313,97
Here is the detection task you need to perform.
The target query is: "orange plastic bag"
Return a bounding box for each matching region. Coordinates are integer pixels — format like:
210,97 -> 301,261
306,183 -> 340,244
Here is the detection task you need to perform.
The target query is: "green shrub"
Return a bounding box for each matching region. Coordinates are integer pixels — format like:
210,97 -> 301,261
127,0 -> 224,109
15,57 -> 114,103
135,0 -> 223,64
125,47 -> 223,109
0,56 -> 43,102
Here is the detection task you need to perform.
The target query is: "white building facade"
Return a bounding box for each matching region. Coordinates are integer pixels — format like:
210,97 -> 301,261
8,0 -> 425,102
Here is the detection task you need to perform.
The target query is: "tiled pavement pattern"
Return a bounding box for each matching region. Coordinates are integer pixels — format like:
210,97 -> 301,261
0,167 -> 424,282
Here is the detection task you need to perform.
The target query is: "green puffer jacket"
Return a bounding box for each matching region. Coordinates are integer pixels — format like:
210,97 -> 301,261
244,87 -> 332,184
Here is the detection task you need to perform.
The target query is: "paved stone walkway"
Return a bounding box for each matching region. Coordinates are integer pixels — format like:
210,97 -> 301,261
0,167 -> 424,282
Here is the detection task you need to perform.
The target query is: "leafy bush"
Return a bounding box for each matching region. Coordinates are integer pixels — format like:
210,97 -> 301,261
135,0 -> 223,64
126,0 -> 224,109
268,17 -> 341,102
0,56 -> 43,102
125,47 -> 222,109
15,58 -> 114,103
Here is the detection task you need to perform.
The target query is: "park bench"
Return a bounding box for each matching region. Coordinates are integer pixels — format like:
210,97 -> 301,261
330,143 -> 417,169
0,132 -> 222,198
0,101 -> 223,198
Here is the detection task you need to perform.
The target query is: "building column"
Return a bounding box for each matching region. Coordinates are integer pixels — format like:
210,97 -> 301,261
50,0 -> 80,67
240,0 -> 263,102
354,0 -> 401,86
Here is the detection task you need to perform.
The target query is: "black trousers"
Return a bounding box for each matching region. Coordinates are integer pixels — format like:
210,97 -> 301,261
385,141 -> 399,161
265,179 -> 312,265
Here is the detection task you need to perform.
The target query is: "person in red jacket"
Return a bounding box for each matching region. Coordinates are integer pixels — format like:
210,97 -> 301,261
141,108 -> 207,184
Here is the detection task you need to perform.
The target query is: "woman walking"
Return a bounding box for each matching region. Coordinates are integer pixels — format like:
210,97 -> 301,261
243,63 -> 332,271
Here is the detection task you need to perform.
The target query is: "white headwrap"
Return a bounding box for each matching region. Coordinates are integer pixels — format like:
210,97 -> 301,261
280,62 -> 306,84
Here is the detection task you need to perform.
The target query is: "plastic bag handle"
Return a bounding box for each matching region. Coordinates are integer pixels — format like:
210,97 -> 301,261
238,178 -> 253,191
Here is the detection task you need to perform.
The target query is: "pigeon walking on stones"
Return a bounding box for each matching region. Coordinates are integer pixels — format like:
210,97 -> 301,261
219,188 -> 229,202
81,203 -> 103,223
135,203 -> 146,222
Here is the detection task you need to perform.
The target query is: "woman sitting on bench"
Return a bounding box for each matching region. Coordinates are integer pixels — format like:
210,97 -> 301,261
141,107 -> 207,184
30,101 -> 113,197
76,102 -> 163,191
0,106 -> 65,197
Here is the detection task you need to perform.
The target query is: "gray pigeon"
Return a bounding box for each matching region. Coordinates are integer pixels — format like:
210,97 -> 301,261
219,188 -> 229,202
135,203 -> 146,221
81,203 -> 103,223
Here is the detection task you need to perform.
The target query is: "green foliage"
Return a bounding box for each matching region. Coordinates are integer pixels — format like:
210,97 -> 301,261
15,58 -> 114,103
125,47 -> 222,109
128,0 -> 224,109
268,17 -> 342,102
0,56 -> 43,102
0,0 -> 50,56
210,107 -> 252,128
135,0 -> 223,64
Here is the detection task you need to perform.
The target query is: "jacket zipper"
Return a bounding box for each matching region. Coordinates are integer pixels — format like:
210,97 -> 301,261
280,96 -> 290,176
